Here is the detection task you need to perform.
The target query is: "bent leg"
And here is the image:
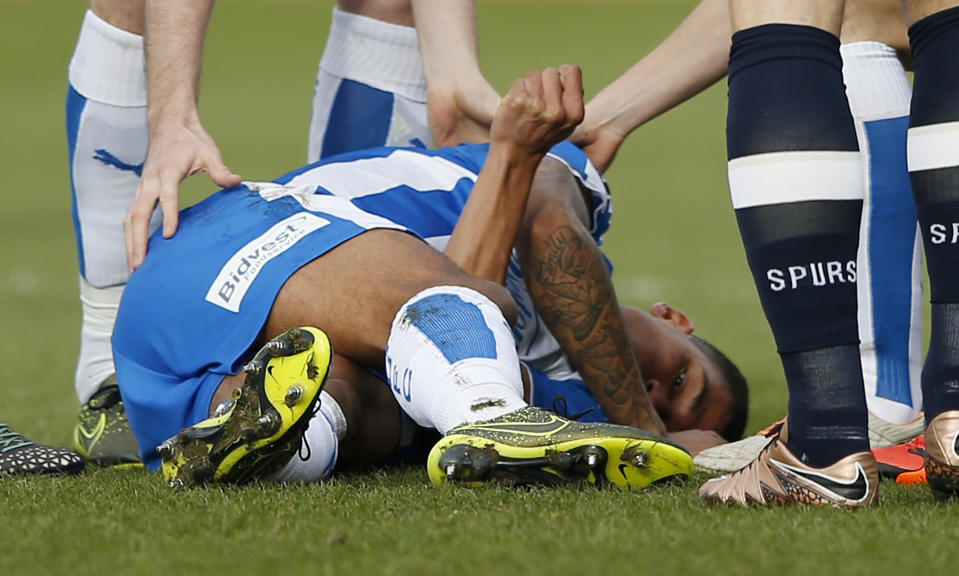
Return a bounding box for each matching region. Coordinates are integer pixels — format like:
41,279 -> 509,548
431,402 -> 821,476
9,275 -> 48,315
266,230 -> 524,434
264,229 -> 514,365
69,1 -> 153,403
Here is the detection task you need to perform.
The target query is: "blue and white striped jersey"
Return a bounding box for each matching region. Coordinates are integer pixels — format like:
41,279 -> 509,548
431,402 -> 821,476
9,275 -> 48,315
263,141 -> 611,380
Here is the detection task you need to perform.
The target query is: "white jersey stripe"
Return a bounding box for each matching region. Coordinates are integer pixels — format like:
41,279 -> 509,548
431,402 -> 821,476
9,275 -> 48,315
286,149 -> 476,199
907,121 -> 959,172
728,151 -> 863,209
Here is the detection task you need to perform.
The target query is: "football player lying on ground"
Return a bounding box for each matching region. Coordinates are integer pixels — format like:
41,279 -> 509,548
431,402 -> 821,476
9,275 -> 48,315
268,118 -> 748,455
114,66 -> 741,488
258,127 -> 748,463
271,293 -> 747,480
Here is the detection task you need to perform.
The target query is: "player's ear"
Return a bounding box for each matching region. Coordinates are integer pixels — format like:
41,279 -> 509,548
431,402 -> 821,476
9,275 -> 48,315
649,302 -> 695,335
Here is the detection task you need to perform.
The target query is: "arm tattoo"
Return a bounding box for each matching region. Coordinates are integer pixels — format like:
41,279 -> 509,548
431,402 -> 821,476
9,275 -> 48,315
529,225 -> 665,434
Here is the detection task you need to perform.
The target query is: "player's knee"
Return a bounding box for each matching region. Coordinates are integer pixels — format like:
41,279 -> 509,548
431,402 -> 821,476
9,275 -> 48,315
469,280 -> 517,325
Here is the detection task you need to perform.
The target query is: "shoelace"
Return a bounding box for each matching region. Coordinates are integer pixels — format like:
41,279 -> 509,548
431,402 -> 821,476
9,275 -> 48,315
0,424 -> 33,453
88,385 -> 122,410
551,395 -> 596,421
297,401 -> 323,462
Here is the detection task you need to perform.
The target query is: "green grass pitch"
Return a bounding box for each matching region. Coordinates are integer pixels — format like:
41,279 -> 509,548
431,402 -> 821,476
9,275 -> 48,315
1,1 -> 958,574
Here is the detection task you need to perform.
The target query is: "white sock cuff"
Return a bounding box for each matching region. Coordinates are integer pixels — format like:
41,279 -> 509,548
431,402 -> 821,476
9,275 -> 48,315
69,10 -> 147,107
841,41 -> 911,121
319,390 -> 347,441
319,7 -> 426,102
433,361 -> 526,433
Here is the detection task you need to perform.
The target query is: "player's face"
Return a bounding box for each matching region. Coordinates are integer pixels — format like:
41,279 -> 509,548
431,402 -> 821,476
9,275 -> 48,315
624,304 -> 735,434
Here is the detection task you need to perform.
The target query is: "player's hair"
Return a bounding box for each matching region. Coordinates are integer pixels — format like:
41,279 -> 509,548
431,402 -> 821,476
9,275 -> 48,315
691,335 -> 749,441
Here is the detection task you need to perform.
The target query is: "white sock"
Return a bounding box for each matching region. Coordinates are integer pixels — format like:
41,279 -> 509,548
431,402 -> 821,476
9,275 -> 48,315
385,286 -> 526,434
68,9 -> 153,287
265,391 -> 347,483
76,277 -> 123,403
307,7 -> 431,162
68,10 -> 158,401
69,10 -> 146,107
842,41 -> 923,423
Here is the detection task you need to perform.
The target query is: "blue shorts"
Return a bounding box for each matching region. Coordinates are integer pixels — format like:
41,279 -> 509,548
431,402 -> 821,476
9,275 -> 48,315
113,188 -> 406,469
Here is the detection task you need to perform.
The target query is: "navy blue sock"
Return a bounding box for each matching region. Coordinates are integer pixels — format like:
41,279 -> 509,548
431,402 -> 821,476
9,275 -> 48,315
908,7 -> 959,422
727,24 -> 868,465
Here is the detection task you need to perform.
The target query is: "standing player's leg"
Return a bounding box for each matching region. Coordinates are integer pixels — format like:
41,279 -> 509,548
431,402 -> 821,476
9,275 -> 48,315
308,0 -> 500,160
904,0 -> 959,499
699,0 -> 879,508
308,2 -> 432,162
67,0 -> 152,466
840,0 -> 925,435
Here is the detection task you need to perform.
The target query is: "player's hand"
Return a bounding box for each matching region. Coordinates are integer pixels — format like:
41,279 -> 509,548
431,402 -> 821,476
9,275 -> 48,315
569,121 -> 625,174
427,81 -> 500,147
667,429 -> 726,457
490,65 -> 585,161
124,119 -> 241,271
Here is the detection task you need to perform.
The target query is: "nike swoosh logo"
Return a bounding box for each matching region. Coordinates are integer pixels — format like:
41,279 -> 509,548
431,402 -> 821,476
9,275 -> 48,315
771,460 -> 870,502
469,419 -> 570,437
77,414 -> 107,446
618,464 -> 630,480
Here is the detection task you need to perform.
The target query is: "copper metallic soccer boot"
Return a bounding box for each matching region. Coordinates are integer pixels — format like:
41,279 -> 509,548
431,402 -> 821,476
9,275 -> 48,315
699,425 -> 878,508
924,410 -> 959,500
695,413 -> 924,475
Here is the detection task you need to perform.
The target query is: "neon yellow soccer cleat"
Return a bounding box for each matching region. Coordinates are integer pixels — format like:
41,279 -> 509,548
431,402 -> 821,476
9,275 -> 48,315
428,407 -> 694,490
159,327 -> 332,487
74,375 -> 143,469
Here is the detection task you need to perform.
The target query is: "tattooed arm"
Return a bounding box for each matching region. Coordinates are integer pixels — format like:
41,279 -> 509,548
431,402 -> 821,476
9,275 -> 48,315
516,161 -> 667,435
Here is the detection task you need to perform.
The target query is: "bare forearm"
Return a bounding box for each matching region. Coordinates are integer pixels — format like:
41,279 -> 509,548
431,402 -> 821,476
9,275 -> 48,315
524,223 -> 666,434
446,65 -> 583,281
444,144 -> 541,283
412,0 -> 478,84
144,0 -> 215,129
411,0 -> 494,102
585,0 -> 729,139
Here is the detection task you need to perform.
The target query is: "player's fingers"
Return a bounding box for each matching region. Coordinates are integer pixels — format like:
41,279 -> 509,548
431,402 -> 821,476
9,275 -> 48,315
559,65 -> 585,125
539,67 -> 564,120
204,150 -> 243,189
157,176 -> 181,239
125,183 -> 158,271
503,77 -> 523,101
500,77 -> 528,117
523,70 -> 544,112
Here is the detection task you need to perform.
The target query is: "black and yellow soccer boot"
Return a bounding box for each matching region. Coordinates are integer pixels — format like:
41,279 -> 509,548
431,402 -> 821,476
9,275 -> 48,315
159,327 -> 332,487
